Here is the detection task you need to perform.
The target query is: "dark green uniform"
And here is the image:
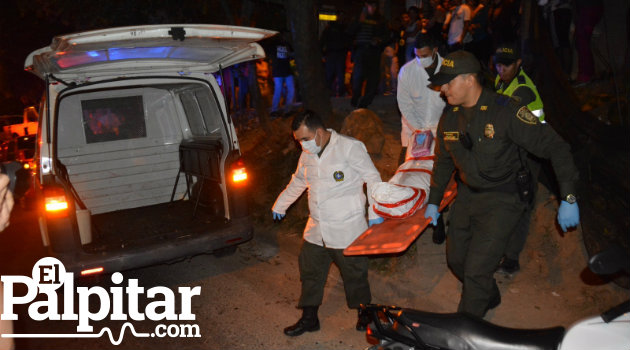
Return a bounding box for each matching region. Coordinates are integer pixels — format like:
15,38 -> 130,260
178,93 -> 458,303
428,88 -> 578,317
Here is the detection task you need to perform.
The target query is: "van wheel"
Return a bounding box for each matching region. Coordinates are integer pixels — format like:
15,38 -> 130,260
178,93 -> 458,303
214,245 -> 237,257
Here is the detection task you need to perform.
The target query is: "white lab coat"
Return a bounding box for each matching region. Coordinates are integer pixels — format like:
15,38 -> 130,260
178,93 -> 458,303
272,130 -> 382,249
397,55 -> 446,147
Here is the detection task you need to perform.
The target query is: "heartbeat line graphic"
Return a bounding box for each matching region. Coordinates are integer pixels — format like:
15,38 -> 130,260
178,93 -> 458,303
2,322 -> 150,346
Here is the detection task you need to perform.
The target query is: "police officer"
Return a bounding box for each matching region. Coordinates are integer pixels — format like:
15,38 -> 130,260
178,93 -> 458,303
424,50 -> 580,318
493,43 -> 546,275
494,43 -> 545,122
272,110 -> 383,335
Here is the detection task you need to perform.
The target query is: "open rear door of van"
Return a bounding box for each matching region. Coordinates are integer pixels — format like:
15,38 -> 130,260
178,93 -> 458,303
25,24 -> 276,80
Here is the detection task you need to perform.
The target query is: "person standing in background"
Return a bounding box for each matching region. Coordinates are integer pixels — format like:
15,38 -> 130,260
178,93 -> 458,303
270,31 -> 296,118
348,0 -> 389,108
443,0 -> 472,52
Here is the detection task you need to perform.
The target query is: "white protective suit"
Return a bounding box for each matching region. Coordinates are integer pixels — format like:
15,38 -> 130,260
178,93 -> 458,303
397,54 -> 446,147
272,130 -> 382,249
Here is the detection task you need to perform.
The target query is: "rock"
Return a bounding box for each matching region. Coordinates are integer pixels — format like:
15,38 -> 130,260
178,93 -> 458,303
340,108 -> 385,155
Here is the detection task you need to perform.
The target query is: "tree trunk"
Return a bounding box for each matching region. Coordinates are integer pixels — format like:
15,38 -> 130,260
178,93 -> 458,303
284,0 -> 333,121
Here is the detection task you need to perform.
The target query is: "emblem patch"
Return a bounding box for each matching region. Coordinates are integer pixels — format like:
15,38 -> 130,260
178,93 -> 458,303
484,124 -> 495,139
333,171 -> 344,182
444,131 -> 460,141
516,106 -> 538,125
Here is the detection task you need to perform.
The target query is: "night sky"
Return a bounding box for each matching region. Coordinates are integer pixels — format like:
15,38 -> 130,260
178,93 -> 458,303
0,0 -> 293,115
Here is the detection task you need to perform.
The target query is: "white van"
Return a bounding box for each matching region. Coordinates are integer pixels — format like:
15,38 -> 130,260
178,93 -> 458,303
25,24 -> 275,276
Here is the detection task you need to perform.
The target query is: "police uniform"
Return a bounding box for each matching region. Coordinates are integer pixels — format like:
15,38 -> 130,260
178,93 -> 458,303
428,88 -> 578,317
495,68 -> 545,122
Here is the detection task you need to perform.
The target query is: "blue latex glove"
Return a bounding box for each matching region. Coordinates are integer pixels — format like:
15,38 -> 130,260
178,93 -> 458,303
415,133 -> 427,145
272,211 -> 285,221
557,201 -> 579,232
368,217 -> 384,227
424,204 -> 440,226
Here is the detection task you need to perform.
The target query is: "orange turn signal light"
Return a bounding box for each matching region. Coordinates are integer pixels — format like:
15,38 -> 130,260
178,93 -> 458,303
45,196 -> 68,212
232,168 -> 248,183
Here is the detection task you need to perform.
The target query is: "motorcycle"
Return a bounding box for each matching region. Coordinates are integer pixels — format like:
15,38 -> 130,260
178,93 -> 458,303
362,246 -> 630,350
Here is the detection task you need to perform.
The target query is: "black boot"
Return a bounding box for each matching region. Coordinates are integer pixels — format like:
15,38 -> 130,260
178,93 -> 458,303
432,214 -> 446,244
284,306 -> 320,336
356,308 -> 371,331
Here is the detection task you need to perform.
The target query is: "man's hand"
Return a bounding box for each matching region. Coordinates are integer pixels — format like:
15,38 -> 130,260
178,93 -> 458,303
368,217 -> 384,227
557,201 -> 579,232
424,204 -> 440,226
272,211 -> 285,222
0,174 -> 14,232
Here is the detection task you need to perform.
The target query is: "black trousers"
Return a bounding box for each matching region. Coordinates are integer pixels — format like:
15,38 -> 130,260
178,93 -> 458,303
446,185 -> 527,317
298,240 -> 371,309
351,46 -> 381,108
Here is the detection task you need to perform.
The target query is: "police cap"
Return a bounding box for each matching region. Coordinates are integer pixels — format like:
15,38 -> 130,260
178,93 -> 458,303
429,50 -> 481,86
494,43 -> 520,65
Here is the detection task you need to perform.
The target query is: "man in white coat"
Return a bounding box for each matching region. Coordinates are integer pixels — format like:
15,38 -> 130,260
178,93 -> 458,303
397,33 -> 447,243
397,33 -> 446,163
272,110 -> 383,336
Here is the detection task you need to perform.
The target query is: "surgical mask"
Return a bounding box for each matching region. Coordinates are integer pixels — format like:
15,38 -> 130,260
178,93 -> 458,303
418,54 -> 435,68
300,130 -> 321,154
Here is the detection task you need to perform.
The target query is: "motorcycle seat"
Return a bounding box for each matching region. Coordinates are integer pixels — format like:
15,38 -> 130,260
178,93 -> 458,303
395,308 -> 565,350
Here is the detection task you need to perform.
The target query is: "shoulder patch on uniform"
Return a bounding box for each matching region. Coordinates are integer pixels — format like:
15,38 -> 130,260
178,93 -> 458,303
516,106 -> 539,125
517,75 -> 526,85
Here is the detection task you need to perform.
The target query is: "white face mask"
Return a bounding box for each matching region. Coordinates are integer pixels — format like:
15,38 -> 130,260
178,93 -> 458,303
418,54 -> 435,68
300,130 -> 321,154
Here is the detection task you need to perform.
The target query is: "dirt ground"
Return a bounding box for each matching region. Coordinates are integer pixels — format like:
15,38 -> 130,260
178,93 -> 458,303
235,94 -> 628,343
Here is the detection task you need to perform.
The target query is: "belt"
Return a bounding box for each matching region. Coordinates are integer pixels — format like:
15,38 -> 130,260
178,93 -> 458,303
466,181 -> 518,194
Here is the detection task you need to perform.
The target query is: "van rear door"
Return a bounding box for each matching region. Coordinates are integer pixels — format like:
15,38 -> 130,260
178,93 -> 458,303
24,24 -> 276,80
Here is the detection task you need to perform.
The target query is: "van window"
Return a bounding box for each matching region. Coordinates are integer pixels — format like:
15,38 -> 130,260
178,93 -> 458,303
195,90 -> 222,135
180,92 -> 207,136
179,90 -> 222,137
81,96 -> 147,143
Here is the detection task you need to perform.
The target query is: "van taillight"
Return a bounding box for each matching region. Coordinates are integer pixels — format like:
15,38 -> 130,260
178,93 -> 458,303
231,160 -> 248,184
44,187 -> 69,213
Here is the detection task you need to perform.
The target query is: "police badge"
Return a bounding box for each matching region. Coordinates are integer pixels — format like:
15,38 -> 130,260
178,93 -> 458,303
484,124 -> 495,139
333,171 -> 344,182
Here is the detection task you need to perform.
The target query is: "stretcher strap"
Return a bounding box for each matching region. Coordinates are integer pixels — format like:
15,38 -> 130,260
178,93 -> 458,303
373,188 -> 426,219
406,155 -> 436,161
395,168 -> 433,175
377,185 -> 420,208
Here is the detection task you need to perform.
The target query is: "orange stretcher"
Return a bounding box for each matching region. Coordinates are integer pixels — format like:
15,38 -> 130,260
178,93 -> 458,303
344,179 -> 457,256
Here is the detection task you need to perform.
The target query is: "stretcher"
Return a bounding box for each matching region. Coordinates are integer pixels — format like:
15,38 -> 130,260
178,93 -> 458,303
344,178 -> 457,256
